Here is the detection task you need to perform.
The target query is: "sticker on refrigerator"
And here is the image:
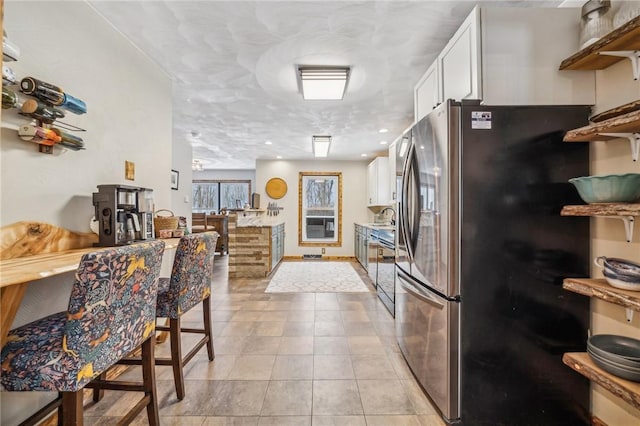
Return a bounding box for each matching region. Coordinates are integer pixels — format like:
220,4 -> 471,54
471,111 -> 492,129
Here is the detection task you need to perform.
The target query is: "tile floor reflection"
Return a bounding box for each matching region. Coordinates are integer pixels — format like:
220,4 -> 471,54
84,259 -> 444,426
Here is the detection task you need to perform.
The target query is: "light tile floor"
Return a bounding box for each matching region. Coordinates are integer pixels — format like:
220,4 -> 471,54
84,258 -> 444,426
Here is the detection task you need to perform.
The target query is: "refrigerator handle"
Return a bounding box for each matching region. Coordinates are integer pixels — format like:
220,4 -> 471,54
409,147 -> 420,257
401,143 -> 415,262
398,265 -> 461,303
397,270 -> 445,310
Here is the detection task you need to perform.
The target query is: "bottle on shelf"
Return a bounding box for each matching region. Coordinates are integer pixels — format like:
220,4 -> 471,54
51,127 -> 85,150
20,76 -> 65,105
21,98 -> 65,124
19,76 -> 87,115
2,87 -> 17,109
18,124 -> 62,145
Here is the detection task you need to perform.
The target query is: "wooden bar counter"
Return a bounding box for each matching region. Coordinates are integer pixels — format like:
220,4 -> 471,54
0,233 -> 181,347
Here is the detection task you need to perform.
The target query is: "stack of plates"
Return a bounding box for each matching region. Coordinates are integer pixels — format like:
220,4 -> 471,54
587,335 -> 640,382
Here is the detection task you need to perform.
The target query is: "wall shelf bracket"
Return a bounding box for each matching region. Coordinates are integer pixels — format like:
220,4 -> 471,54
603,215 -> 635,242
598,132 -> 640,161
598,50 -> 640,80
625,308 -> 634,322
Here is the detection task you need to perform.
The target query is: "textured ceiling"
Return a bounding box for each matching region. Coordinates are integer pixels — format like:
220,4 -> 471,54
90,0 -> 562,169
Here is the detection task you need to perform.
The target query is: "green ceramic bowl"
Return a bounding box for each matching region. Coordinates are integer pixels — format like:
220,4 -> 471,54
569,173 -> 640,204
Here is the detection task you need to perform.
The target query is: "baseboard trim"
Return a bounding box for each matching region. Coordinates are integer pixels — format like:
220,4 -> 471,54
283,256 -> 356,262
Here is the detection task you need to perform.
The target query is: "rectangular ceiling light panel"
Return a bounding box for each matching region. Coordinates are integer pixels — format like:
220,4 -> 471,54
312,135 -> 331,157
299,66 -> 350,100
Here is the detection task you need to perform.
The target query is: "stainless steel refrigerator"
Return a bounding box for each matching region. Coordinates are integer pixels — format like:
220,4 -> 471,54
395,100 -> 591,425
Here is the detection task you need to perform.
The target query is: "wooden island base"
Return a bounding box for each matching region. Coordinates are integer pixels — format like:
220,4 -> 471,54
228,214 -> 284,278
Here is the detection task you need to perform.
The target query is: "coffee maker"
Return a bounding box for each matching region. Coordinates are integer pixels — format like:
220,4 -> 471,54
92,184 -> 155,246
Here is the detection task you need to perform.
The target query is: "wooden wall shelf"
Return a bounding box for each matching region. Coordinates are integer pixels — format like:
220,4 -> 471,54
561,204 -> 638,241
563,352 -> 640,410
561,204 -> 640,217
563,278 -> 640,312
563,110 -> 640,142
559,15 -> 640,71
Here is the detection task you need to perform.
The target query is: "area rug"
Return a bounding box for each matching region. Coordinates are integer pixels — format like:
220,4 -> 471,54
265,262 -> 370,293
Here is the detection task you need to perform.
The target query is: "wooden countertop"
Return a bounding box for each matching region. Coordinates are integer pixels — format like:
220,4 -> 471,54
0,238 -> 181,288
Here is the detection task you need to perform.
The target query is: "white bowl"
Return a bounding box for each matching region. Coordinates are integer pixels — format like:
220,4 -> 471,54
594,257 -> 640,291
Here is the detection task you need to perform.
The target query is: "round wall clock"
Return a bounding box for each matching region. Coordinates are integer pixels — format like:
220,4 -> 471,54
266,177 -> 287,199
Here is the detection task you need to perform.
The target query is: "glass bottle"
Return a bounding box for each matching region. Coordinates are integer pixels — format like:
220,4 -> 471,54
580,0 -> 613,49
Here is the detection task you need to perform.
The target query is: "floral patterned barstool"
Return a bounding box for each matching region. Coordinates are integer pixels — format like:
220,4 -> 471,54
121,233 -> 218,400
1,240 -> 165,426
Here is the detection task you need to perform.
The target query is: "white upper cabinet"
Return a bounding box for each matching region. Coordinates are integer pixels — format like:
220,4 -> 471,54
415,6 -> 595,111
414,60 -> 441,122
439,7 -> 481,103
367,157 -> 390,206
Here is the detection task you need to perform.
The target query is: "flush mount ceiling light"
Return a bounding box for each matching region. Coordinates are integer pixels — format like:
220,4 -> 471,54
297,66 -> 350,100
312,135 -> 331,158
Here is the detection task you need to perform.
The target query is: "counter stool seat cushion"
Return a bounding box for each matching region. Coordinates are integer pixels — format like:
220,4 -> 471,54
0,312 -> 85,392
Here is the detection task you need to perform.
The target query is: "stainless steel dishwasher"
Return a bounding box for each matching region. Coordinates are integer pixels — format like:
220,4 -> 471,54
366,228 -> 378,287
376,228 -> 395,316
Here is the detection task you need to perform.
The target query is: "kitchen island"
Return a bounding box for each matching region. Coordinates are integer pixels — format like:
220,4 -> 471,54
228,213 -> 284,278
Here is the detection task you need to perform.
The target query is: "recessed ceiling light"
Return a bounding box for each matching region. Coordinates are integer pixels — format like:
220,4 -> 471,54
298,66 -> 350,100
380,141 -> 388,145
361,153 -> 367,157
265,141 -> 272,145
312,135 -> 331,157
276,155 -> 283,159
379,128 -> 389,133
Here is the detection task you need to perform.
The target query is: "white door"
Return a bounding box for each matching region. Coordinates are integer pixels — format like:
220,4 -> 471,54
414,60 -> 440,122
367,160 -> 377,206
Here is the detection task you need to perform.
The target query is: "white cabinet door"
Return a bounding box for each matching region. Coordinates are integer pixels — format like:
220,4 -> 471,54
438,6 -> 481,102
367,161 -> 377,206
367,157 -> 390,206
414,60 -> 440,122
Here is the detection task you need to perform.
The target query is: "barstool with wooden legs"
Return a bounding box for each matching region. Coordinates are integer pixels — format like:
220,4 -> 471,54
0,241 -> 165,426
120,232 -> 218,400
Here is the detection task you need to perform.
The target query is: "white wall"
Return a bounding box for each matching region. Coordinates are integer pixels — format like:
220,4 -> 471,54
1,2 -> 172,424
256,159 -> 370,257
171,135 -> 193,224
1,2 -> 172,229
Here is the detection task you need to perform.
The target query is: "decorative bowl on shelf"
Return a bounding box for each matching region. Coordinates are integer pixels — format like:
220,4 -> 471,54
568,173 -> 640,204
594,256 -> 640,291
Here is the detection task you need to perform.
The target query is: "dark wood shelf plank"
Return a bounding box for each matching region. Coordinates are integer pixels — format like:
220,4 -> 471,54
564,110 -> 640,142
559,16 -> 640,71
561,204 -> 640,217
563,352 -> 640,410
563,278 -> 640,312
